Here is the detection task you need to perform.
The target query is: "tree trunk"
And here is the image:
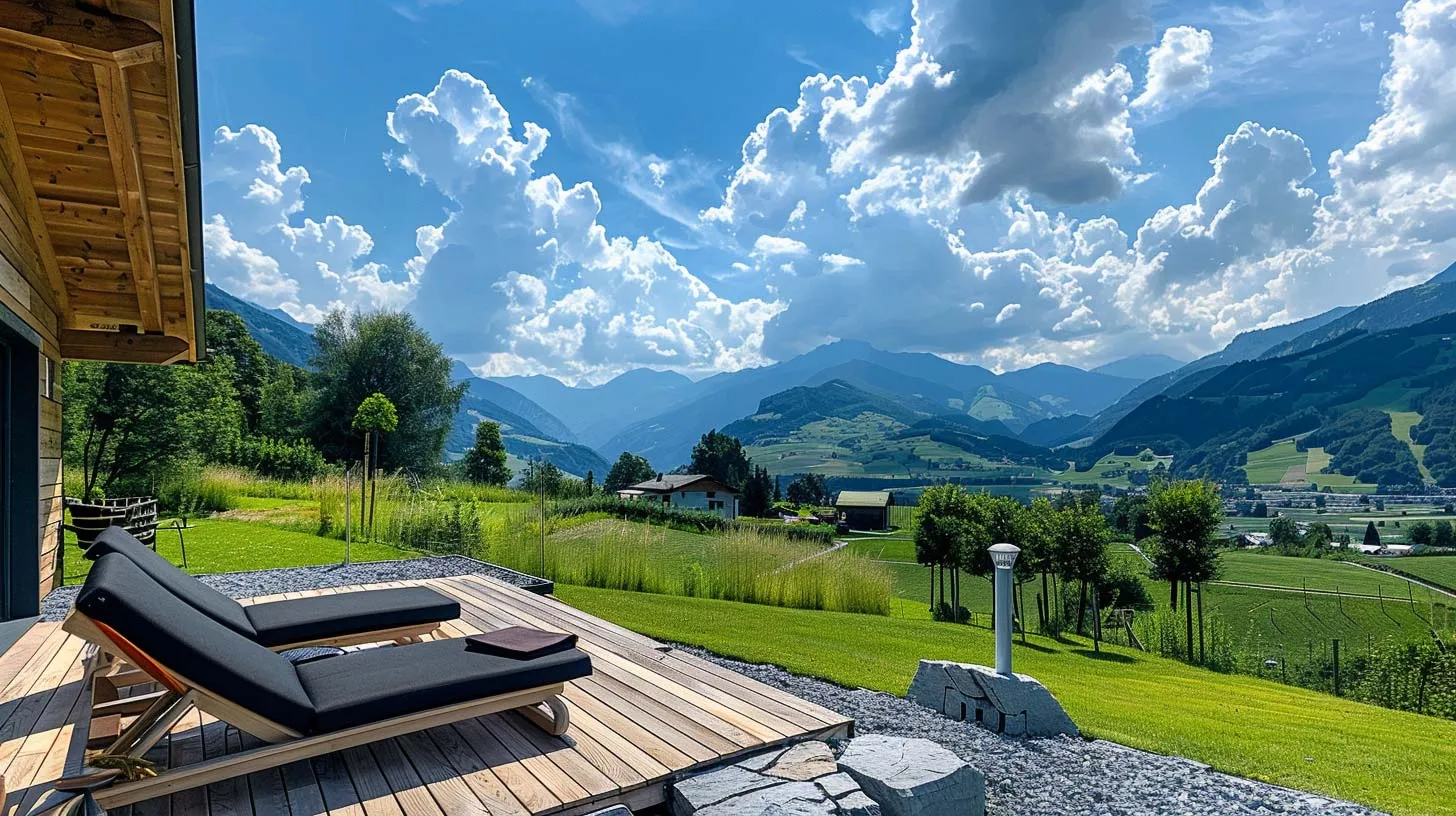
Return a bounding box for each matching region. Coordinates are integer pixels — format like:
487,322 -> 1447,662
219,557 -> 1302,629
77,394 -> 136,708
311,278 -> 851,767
938,565 -> 944,613
1197,582 -> 1205,664
1184,581 -> 1195,663
928,564 -> 934,613
1040,572 -> 1050,631
1076,580 -> 1088,636
361,432 -> 370,540
1169,578 -> 1179,612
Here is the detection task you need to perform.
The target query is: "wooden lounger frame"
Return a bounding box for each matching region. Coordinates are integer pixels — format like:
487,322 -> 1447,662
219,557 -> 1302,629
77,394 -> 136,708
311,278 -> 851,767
37,611 -> 572,815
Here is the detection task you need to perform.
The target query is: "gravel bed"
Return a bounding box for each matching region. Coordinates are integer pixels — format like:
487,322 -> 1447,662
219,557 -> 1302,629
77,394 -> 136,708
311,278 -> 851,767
679,646 -> 1386,816
39,555 -> 543,620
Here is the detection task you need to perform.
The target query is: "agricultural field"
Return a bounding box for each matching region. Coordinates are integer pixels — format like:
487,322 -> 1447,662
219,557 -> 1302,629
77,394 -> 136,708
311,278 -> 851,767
562,585 -> 1456,816
1242,439 -> 1377,490
1054,449 -> 1172,487
1114,545 -> 1454,664
1387,410 -> 1433,482
1216,550 -> 1420,596
1353,555 -> 1456,592
744,413 -> 1059,479
1223,503 -> 1455,544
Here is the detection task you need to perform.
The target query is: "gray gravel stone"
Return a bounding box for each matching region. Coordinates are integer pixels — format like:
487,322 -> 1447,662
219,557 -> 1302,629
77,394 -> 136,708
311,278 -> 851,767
39,554 -> 541,621
838,734 -> 985,816
675,646 -> 1387,816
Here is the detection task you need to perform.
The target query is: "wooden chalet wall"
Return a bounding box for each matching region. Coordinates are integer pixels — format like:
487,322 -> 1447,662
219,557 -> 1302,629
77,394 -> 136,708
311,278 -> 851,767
0,130 -> 61,605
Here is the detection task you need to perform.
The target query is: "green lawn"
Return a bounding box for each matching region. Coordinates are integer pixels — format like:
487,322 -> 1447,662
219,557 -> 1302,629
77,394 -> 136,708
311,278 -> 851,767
59,518 -> 414,584
558,585 -> 1456,816
844,537 -> 917,561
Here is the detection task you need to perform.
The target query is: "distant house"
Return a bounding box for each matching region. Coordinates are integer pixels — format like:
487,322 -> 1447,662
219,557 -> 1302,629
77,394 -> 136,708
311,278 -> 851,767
1237,532 -> 1271,548
835,491 -> 894,530
618,474 -> 739,519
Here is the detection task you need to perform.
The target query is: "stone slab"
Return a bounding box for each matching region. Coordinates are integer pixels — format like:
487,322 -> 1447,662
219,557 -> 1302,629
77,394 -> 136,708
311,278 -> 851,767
837,734 -> 984,816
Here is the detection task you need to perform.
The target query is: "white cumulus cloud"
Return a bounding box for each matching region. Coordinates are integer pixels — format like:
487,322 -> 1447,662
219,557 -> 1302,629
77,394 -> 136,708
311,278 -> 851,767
1132,26 -> 1215,113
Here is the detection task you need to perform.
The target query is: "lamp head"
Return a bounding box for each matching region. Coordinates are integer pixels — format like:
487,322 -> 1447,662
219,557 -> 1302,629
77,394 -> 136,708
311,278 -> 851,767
988,542 -> 1021,570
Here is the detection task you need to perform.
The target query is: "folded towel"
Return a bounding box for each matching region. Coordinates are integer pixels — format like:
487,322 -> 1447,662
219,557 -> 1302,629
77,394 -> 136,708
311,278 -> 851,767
466,626 -> 577,659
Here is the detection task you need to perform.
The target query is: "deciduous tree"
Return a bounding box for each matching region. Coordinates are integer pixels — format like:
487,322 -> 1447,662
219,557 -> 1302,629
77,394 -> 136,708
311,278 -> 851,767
310,310 -> 465,470
603,452 -> 656,493
689,430 -> 751,488
1146,479 -> 1224,662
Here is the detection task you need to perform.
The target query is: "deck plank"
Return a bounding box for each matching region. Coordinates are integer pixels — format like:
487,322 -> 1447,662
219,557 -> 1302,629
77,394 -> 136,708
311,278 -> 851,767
1,574 -> 852,816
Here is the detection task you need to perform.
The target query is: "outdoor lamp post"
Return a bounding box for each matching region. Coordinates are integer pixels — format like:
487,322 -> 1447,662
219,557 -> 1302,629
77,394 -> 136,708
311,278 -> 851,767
989,542 -> 1021,676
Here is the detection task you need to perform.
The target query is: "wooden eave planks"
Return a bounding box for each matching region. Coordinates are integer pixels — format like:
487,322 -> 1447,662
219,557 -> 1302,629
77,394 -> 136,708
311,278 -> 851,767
0,0 -> 197,362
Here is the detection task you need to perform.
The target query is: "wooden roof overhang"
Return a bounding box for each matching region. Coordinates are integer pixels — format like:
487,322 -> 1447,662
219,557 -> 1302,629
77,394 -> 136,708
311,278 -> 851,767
0,0 -> 203,364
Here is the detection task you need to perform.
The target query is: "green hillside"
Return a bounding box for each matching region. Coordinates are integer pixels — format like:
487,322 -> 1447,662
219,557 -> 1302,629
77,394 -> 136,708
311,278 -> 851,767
1087,311 -> 1456,486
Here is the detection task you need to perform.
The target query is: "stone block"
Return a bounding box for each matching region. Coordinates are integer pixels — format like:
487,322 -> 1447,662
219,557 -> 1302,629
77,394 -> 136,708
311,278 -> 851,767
673,764 -> 781,814
696,781 -> 833,816
906,660 -> 1077,738
765,740 -> 837,781
837,734 -> 985,816
835,791 -> 883,816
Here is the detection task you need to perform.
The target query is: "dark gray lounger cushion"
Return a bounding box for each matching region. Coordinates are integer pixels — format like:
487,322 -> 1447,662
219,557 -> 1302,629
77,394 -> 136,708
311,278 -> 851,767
244,587 -> 460,648
297,637 -> 592,733
86,526 -> 257,638
75,555 -> 315,734
88,526 -> 460,647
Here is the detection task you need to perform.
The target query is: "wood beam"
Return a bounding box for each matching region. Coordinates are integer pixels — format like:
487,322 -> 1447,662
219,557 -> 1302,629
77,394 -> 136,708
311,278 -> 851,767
77,0 -> 162,31
0,82 -> 66,315
93,61 -> 162,332
60,327 -> 187,363
157,0 -> 194,356
0,0 -> 162,64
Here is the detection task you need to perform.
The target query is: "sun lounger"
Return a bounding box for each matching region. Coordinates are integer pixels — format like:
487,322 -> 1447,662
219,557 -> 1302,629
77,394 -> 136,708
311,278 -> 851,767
38,554 -> 590,814
85,526 -> 459,648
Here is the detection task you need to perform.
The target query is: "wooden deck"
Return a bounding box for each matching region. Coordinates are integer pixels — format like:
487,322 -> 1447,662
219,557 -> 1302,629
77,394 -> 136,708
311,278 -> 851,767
0,574 -> 852,815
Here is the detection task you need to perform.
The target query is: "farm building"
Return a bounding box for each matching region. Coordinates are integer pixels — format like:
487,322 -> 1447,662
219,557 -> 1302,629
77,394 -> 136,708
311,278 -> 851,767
618,473 -> 740,519
835,490 -> 893,530
0,0 -> 205,626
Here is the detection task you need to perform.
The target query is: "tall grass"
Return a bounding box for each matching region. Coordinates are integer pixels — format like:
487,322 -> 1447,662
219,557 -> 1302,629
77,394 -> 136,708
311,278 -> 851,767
487,509 -> 891,615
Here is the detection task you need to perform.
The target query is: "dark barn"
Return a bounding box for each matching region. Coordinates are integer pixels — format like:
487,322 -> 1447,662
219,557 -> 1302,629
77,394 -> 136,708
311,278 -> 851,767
835,490 -> 893,531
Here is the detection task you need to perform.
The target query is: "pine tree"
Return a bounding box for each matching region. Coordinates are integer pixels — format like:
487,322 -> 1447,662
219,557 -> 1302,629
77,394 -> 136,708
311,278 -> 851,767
462,421 -> 511,486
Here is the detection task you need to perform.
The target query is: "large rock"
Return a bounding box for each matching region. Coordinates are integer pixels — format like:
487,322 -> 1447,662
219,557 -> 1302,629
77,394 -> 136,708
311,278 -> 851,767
766,741 -> 838,781
837,734 -> 984,816
671,741 -> 882,816
673,764 -> 781,813
695,781 -> 835,816
906,660 -> 1077,738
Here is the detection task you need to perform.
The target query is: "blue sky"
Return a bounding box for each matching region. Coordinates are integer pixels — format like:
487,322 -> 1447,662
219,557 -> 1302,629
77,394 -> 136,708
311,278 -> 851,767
194,0 -> 1454,381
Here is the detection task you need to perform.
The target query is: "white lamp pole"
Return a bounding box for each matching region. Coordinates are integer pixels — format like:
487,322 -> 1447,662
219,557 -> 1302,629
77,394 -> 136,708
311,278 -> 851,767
989,542 -> 1021,676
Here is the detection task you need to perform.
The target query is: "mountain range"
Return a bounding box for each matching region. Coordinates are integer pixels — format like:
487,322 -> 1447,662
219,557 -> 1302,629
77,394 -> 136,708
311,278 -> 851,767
203,255 -> 1456,487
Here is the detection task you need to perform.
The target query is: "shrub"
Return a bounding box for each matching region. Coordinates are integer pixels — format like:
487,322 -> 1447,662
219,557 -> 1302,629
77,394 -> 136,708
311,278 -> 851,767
218,436 -> 327,481
551,495 -> 834,545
